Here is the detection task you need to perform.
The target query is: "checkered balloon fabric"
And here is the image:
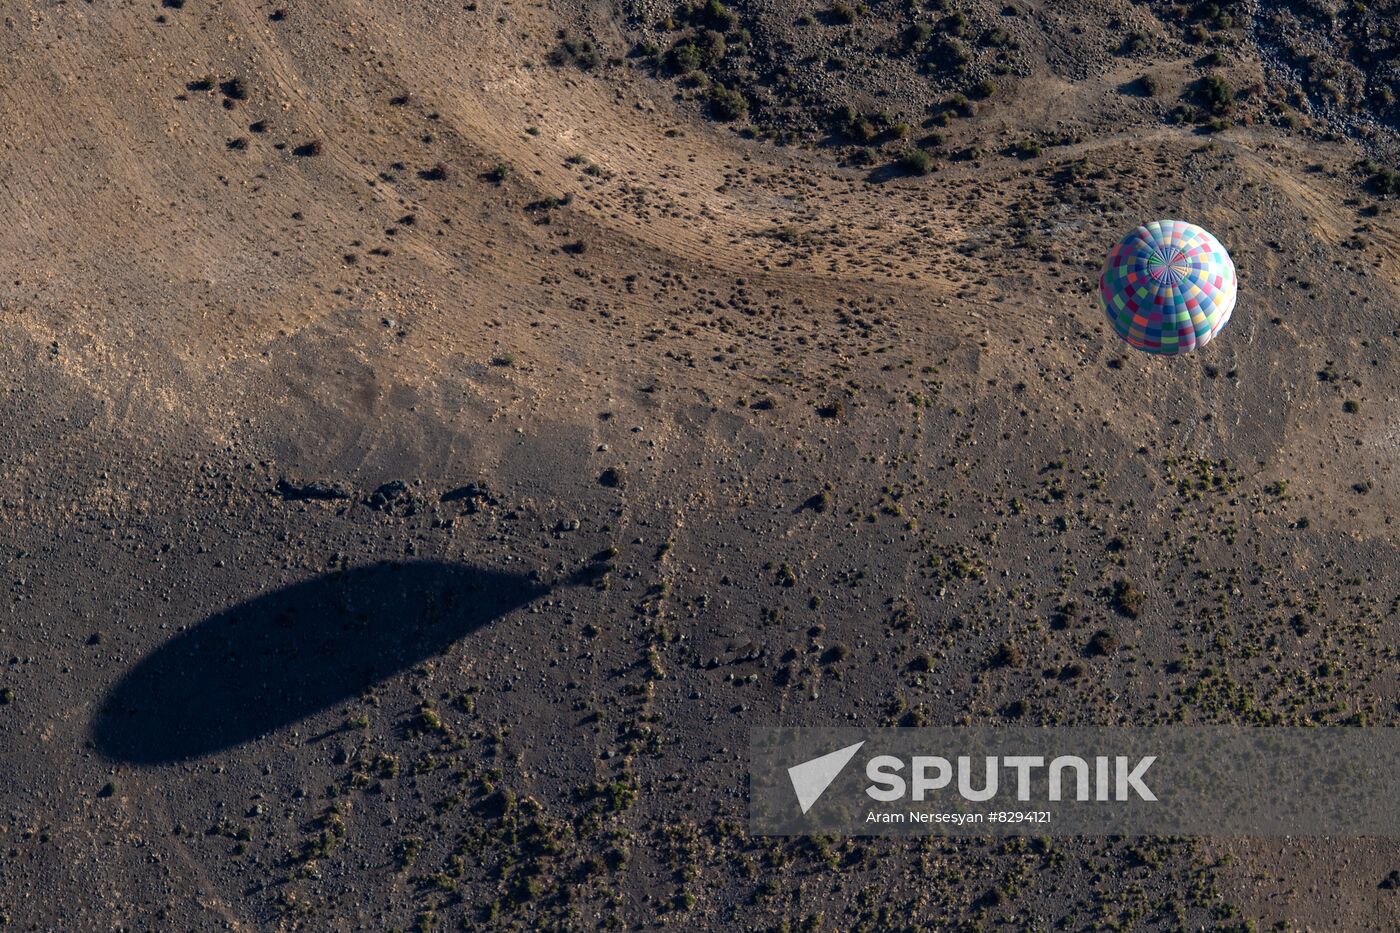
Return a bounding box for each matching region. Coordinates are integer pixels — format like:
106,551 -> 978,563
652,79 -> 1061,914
1099,220 -> 1236,355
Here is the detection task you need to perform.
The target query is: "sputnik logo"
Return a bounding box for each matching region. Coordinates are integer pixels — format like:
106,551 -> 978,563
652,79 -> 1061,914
787,741 -> 865,814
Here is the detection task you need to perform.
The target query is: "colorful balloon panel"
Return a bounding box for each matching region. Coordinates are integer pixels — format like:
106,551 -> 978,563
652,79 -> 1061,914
1099,220 -> 1236,355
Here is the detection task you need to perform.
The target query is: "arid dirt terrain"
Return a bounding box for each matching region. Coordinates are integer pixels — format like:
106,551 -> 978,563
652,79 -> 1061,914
1,0 -> 1398,929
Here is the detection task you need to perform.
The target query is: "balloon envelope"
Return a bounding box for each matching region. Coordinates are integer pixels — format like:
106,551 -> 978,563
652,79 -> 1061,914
1099,219 -> 1235,355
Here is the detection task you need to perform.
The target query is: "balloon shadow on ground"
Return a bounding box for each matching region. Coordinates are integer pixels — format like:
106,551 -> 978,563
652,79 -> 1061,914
91,561 -> 547,764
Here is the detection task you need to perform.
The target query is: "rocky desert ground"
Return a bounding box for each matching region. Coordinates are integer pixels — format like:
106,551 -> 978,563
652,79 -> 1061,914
0,0 -> 1397,929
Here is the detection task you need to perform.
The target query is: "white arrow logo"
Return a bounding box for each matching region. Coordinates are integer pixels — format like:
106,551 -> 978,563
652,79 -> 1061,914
788,741 -> 865,814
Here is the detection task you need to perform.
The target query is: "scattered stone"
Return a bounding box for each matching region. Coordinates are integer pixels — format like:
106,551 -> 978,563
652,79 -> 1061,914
366,480 -> 414,513
275,479 -> 352,501
441,481 -> 495,513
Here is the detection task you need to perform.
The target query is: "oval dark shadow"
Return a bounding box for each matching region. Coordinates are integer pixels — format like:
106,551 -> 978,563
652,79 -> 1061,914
91,561 -> 546,764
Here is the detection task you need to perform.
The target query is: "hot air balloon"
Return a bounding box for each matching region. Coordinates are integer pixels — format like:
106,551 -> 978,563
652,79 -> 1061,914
1098,219 -> 1235,355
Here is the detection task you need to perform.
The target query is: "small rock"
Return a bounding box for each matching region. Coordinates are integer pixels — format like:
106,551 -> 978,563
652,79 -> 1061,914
275,479 -> 351,501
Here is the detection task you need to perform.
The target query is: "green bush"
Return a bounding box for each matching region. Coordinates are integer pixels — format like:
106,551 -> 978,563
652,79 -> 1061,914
1367,167 -> 1400,196
1123,31 -> 1152,54
845,113 -> 877,142
704,0 -> 736,30
667,40 -> 702,73
899,149 -> 933,174
1012,138 -> 1041,158
1111,578 -> 1145,618
829,2 -> 858,24
549,34 -> 601,70
1197,74 -> 1232,113
708,85 -> 748,121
